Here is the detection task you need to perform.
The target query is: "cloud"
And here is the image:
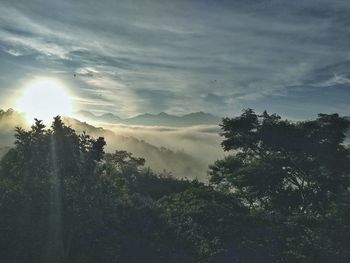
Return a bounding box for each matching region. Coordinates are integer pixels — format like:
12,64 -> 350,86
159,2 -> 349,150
0,109 -> 224,180
0,0 -> 349,119
101,122 -> 224,165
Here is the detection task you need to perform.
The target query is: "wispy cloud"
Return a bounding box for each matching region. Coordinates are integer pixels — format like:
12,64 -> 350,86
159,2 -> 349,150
0,0 -> 349,118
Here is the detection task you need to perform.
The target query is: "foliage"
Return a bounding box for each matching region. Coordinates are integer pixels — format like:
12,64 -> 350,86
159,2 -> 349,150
209,109 -> 350,261
0,111 -> 349,262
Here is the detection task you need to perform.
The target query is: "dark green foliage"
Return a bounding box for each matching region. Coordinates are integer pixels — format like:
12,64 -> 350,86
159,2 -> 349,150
210,109 -> 350,262
158,186 -> 252,262
0,111 -> 349,262
0,117 -> 118,263
0,117 -> 215,262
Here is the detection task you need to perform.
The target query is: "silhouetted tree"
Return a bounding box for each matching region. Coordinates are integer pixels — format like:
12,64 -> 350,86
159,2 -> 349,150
209,109 -> 350,261
1,112 -> 349,263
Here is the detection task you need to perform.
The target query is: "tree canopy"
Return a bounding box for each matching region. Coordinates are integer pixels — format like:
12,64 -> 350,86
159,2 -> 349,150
0,112 -> 349,262
209,109 -> 350,261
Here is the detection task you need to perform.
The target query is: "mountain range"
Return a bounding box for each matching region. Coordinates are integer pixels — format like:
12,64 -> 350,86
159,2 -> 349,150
76,110 -> 222,127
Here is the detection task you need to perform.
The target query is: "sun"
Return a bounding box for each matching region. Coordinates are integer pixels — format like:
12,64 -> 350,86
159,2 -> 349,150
16,78 -> 74,124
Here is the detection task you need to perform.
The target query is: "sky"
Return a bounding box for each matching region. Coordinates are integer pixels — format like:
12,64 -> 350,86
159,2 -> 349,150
0,0 -> 350,119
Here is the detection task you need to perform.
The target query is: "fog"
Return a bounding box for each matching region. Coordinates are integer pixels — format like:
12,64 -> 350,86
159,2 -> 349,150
0,109 -> 28,146
64,118 -> 225,181
101,122 -> 224,163
0,109 -> 225,181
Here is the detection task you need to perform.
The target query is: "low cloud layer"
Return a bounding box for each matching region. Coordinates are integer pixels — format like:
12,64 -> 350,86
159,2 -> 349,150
64,119 -> 225,180
103,123 -> 224,164
0,109 -> 225,181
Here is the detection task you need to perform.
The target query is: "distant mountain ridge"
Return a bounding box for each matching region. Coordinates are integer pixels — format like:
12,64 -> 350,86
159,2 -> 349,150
76,110 -> 221,127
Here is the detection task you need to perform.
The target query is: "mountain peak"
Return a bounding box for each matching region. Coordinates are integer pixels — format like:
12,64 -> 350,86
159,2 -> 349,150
76,110 -> 96,118
75,110 -> 221,127
185,111 -> 208,116
101,113 -> 116,117
158,112 -> 172,117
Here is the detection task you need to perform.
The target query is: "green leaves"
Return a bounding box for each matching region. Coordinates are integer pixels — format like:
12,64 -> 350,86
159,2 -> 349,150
209,109 -> 350,261
211,109 -> 350,213
1,111 -> 349,262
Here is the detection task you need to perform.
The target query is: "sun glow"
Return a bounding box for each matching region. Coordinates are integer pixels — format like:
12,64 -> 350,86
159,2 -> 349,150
16,78 -> 74,124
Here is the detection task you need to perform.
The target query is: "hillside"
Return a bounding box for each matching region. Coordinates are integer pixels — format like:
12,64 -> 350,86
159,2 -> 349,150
63,117 -> 208,179
0,109 -> 208,179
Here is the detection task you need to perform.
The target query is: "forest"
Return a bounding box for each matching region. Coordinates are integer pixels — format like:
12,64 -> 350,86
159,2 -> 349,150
0,109 -> 349,263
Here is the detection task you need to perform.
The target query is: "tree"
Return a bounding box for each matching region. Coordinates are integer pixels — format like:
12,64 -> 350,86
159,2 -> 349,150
210,109 -> 350,214
0,117 -> 119,263
1,112 -> 349,262
209,109 -> 350,261
158,186 -> 262,262
0,116 -> 199,263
